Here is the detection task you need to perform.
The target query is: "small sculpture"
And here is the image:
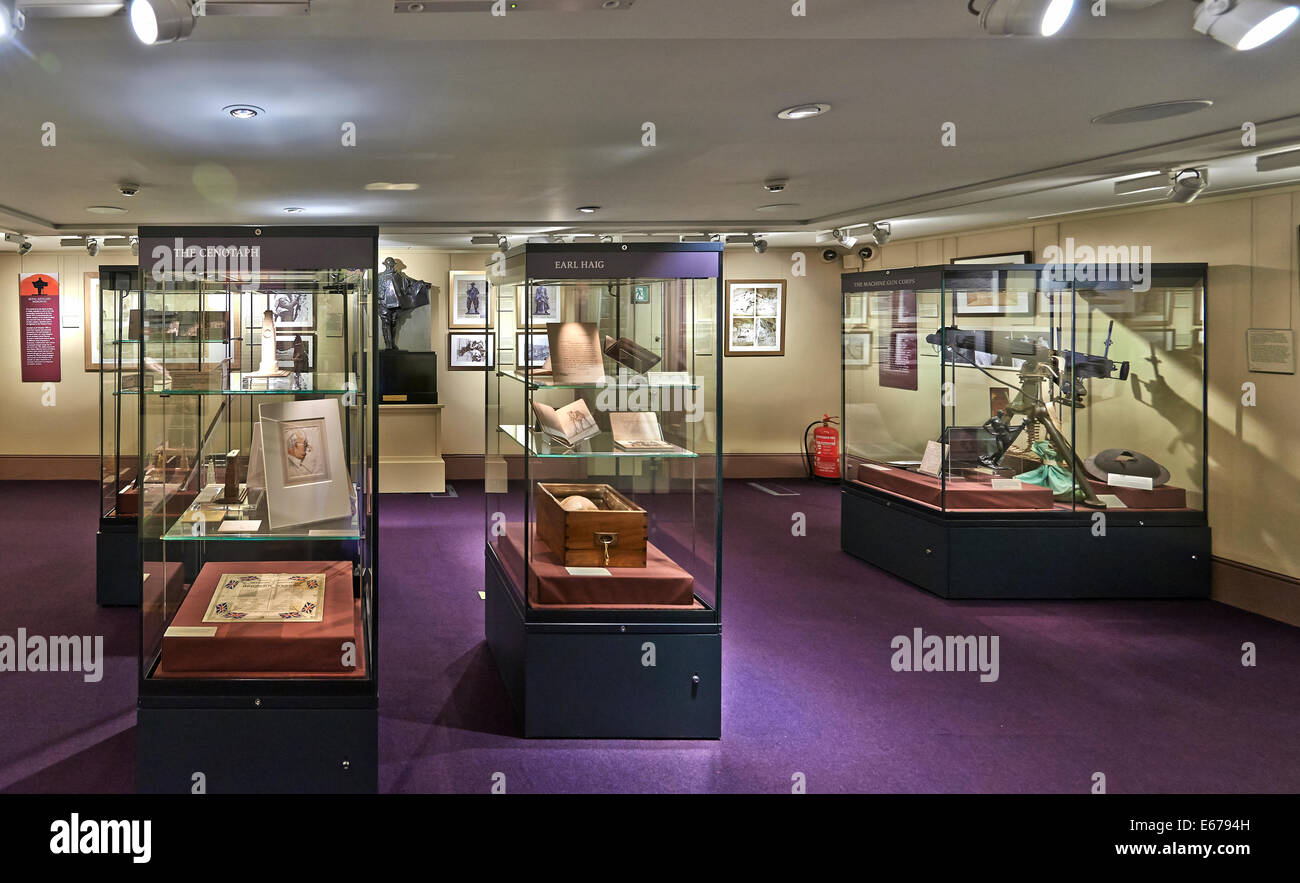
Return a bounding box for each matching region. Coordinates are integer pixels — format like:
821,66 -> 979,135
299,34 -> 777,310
378,256 -> 432,350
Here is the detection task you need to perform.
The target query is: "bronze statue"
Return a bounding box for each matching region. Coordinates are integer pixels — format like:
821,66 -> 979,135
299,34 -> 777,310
378,257 -> 432,350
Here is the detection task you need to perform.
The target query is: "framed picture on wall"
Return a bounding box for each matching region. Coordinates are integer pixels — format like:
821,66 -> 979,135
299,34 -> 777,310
448,332 -> 495,370
83,272 -> 103,371
269,289 -> 315,329
449,270 -> 492,329
951,251 -> 1034,265
843,294 -> 868,327
520,283 -> 563,325
274,333 -> 315,372
844,331 -> 872,366
516,330 -> 550,368
725,279 -> 786,356
954,288 -> 1034,317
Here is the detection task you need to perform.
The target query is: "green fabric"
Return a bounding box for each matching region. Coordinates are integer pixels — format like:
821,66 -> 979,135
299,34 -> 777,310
1015,441 -> 1086,501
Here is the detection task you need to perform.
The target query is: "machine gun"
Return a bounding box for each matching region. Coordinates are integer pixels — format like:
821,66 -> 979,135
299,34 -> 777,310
925,322 -> 1131,508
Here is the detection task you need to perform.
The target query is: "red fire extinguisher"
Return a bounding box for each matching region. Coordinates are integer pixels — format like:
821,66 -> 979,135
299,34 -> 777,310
803,415 -> 841,481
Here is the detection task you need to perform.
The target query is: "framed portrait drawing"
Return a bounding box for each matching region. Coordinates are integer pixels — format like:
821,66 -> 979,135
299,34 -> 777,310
520,283 -> 563,325
275,333 -> 315,372
268,289 -> 315,329
449,270 -> 492,329
448,332 -> 495,370
257,398 -> 352,531
725,280 -> 785,356
516,330 -> 550,369
843,331 -> 872,366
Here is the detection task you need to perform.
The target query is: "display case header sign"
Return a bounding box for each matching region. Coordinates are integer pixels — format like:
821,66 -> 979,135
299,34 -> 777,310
19,273 -> 61,383
526,250 -> 720,280
842,268 -> 943,293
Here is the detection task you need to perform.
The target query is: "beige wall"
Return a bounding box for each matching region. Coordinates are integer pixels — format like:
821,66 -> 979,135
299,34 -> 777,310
859,186 -> 1300,583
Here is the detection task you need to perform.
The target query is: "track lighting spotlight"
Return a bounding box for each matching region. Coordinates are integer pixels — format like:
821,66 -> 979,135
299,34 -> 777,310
130,0 -> 196,45
832,228 -> 858,250
1169,167 -> 1209,204
1193,0 -> 1299,50
86,238 -> 99,257
130,236 -> 139,257
599,235 -> 615,244
867,222 -> 892,246
754,236 -> 769,255
977,0 -> 1076,36
496,235 -> 509,251
5,232 -> 32,255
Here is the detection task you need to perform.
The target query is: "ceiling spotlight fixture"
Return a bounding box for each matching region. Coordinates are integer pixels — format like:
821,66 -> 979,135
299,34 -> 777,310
977,0 -> 1076,36
599,235 -> 615,244
6,233 -> 33,256
776,103 -> 831,120
224,105 -> 265,119
1169,167 -> 1209,204
764,178 -> 789,193
496,235 -> 510,251
1193,0 -> 1299,50
0,0 -> 23,40
283,207 -> 305,214
86,238 -> 100,257
364,182 -> 419,191
576,206 -> 600,214
753,236 -> 769,255
130,0 -> 196,46
130,236 -> 139,257
832,228 -> 858,250
866,222 -> 892,246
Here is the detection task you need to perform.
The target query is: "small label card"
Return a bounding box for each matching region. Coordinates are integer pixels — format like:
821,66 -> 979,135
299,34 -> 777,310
991,479 -> 1023,491
566,566 -> 611,577
165,626 -> 218,638
918,440 -> 946,478
1107,473 -> 1153,491
1097,494 -> 1128,509
219,519 -> 262,533
648,371 -> 691,387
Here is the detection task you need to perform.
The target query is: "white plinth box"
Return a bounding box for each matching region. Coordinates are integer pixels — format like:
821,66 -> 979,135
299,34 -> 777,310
378,404 -> 445,493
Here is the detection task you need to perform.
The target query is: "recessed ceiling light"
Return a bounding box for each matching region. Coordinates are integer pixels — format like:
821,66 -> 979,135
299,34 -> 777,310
224,104 -> 264,119
283,207 -> 305,214
576,206 -> 600,213
86,205 -> 128,214
1091,99 -> 1214,125
365,182 -> 420,191
776,103 -> 831,120
755,203 -> 799,212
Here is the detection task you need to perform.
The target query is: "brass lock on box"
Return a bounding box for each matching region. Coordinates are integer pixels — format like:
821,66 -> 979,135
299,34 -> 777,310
595,531 -> 619,567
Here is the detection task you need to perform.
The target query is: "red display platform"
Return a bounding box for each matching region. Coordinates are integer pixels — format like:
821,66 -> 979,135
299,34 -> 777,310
498,523 -> 697,608
855,462 -> 1055,510
158,560 -> 362,676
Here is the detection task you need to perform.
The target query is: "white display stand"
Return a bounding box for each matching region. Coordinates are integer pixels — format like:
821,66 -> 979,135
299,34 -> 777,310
378,404 -> 445,493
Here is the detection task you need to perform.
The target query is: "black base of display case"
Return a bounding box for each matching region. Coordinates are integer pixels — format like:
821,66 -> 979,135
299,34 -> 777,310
96,519 -> 139,607
484,549 -> 721,739
137,705 -> 378,793
841,483 -> 1212,600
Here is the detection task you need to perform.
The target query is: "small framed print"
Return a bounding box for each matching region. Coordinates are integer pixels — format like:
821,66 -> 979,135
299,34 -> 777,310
449,271 -> 491,329
953,288 -> 1034,318
516,330 -> 550,368
843,294 -> 868,328
843,331 -> 872,366
725,280 -> 785,356
279,417 -> 331,487
268,289 -> 315,329
988,386 -> 1010,417
521,283 -> 563,325
448,331 -> 495,370
275,333 -> 315,372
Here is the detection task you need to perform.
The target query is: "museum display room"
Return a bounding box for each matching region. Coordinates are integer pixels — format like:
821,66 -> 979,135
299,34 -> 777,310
0,1 -> 1299,834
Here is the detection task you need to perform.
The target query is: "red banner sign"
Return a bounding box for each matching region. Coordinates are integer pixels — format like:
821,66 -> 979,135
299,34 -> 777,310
19,273 -> 61,383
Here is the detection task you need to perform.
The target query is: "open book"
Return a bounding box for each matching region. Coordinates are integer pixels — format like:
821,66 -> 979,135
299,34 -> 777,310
609,411 -> 679,452
532,399 -> 601,447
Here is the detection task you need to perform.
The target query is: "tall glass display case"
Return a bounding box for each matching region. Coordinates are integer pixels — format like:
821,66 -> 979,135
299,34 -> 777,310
485,243 -> 722,738
96,265 -> 142,606
841,263 -> 1210,599
136,226 -> 379,792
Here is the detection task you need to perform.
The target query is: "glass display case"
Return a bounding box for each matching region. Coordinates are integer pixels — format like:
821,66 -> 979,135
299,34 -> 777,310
484,243 -> 722,738
135,226 -> 379,792
841,263 -> 1210,599
96,265 -> 142,606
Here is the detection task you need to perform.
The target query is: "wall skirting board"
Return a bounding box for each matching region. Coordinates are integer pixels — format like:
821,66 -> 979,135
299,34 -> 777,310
1212,558 -> 1300,628
0,455 -> 98,480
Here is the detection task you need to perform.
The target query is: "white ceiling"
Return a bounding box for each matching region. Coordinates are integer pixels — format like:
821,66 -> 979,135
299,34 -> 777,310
1,0 -> 1300,250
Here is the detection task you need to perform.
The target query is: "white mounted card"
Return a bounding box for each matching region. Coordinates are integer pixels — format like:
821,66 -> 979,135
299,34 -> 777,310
1107,473 -> 1153,490
219,520 -> 262,533
566,566 -> 611,577
1097,494 -> 1128,509
991,479 -> 1023,491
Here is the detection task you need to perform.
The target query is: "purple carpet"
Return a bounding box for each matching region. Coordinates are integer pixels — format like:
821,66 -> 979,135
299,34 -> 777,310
2,478 -> 1297,793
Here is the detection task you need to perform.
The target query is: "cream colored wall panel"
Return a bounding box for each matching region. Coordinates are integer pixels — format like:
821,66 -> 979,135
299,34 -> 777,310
1250,193 -> 1293,329
916,239 -> 944,266
882,241 -> 918,269
952,229 -> 1033,261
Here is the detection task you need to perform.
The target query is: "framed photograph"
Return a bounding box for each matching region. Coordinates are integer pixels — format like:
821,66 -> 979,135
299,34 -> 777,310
844,331 -> 872,366
448,332 -> 495,370
951,251 -> 1034,265
725,280 -> 786,356
274,333 -> 315,372
83,272 -> 102,371
516,330 -> 550,368
989,386 -> 1010,417
268,289 -> 315,329
844,294 -> 868,327
521,283 -> 563,325
449,270 -> 492,329
279,417 -> 331,487
954,288 -> 1034,317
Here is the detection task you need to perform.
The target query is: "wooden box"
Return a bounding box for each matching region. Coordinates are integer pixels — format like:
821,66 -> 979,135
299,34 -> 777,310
535,483 -> 647,568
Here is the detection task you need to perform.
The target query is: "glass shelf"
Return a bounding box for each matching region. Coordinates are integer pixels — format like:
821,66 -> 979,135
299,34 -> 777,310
495,367 -> 699,391
113,338 -> 229,345
138,372 -> 359,396
162,517 -> 362,542
498,424 -> 699,458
